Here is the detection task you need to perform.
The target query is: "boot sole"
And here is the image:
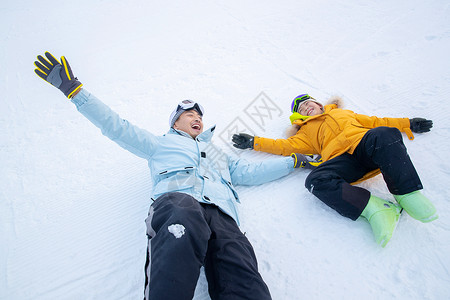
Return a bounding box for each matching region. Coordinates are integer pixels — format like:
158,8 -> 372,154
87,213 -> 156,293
420,213 -> 439,223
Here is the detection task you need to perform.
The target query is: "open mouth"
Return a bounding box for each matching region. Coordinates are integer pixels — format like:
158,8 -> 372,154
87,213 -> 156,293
307,108 -> 314,116
192,123 -> 201,130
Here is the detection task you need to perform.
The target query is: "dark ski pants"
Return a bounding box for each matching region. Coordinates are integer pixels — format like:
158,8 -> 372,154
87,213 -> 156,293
144,192 -> 271,300
305,127 -> 423,220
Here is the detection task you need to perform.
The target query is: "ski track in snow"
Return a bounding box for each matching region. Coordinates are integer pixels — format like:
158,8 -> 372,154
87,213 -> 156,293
1,1 -> 450,299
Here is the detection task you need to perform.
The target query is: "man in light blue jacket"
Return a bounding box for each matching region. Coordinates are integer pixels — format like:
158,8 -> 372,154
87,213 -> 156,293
34,52 -> 297,300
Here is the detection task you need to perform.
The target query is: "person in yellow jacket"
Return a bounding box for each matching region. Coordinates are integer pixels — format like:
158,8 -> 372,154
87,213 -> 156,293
232,94 -> 437,247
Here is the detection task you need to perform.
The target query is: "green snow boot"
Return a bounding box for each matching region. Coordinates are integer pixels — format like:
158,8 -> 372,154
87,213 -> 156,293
394,191 -> 438,223
360,195 -> 402,247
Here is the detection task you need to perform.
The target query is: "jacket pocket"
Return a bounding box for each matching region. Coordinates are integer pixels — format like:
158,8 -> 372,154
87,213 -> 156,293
152,166 -> 197,198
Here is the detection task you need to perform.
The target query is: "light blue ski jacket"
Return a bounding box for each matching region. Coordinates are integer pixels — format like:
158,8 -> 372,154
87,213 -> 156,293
71,89 -> 294,224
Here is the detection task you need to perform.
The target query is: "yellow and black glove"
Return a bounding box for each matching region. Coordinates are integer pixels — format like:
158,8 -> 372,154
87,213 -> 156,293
291,153 -> 322,169
34,52 -> 83,98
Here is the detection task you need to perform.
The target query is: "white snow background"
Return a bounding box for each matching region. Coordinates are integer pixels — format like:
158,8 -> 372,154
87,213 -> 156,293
1,0 -> 450,299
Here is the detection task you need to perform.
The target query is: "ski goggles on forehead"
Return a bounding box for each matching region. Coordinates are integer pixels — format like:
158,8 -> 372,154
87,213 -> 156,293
177,99 -> 204,116
169,99 -> 205,127
291,94 -> 315,113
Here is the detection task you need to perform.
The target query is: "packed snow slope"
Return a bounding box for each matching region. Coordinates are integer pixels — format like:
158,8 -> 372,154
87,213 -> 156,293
1,0 -> 450,299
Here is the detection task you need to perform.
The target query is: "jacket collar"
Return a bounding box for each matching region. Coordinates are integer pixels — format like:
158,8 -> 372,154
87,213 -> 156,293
168,125 -> 216,142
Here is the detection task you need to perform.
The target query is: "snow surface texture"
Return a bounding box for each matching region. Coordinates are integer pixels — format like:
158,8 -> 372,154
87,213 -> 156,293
1,0 -> 450,299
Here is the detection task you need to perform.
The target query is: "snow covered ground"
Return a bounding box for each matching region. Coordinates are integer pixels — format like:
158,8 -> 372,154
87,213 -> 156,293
1,0 -> 450,299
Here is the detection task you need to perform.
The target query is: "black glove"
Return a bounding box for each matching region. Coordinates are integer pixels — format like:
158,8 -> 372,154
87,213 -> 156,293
232,133 -> 254,149
291,153 -> 322,169
34,52 -> 83,98
410,118 -> 433,133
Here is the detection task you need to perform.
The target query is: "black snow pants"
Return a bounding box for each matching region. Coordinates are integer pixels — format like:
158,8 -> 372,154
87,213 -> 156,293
305,126 -> 423,220
144,192 -> 271,300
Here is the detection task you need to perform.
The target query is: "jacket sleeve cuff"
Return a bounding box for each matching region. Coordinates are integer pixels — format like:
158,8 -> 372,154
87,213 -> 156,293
285,156 -> 295,169
70,88 -> 90,108
253,136 -> 262,151
402,118 -> 414,140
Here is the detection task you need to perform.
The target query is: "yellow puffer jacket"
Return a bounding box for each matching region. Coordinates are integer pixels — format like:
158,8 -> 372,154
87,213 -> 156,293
253,103 -> 414,182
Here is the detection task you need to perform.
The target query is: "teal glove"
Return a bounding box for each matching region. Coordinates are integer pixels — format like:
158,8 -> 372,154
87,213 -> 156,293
34,52 -> 83,98
291,153 -> 322,169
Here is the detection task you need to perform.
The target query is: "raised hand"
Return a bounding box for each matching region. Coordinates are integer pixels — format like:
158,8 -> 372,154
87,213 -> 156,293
34,51 -> 83,98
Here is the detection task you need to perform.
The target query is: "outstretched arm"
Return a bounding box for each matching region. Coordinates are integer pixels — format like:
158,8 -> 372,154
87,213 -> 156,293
34,51 -> 159,159
228,155 -> 295,186
232,132 -> 316,156
355,114 -> 432,140
71,90 -> 159,159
